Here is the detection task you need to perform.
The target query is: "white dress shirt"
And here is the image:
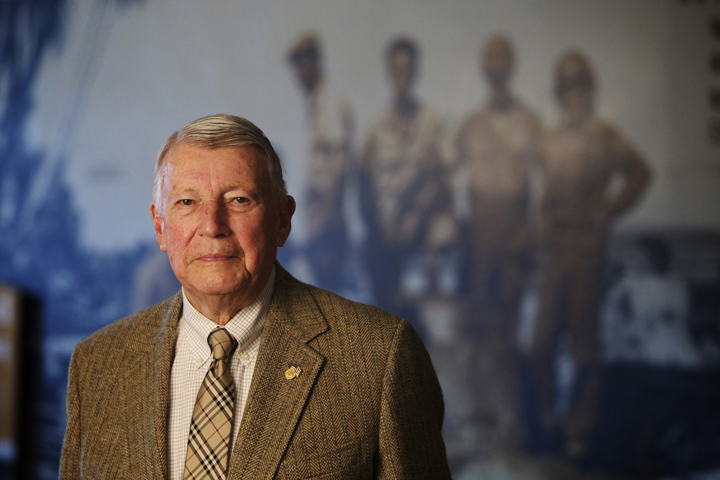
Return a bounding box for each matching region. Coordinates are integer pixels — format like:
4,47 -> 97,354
168,268 -> 275,480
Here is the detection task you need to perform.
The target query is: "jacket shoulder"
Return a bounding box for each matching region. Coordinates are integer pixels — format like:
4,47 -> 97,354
73,292 -> 180,357
283,270 -> 402,331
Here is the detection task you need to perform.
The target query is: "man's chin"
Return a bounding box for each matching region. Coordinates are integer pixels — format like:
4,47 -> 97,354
180,271 -> 249,295
189,279 -> 250,297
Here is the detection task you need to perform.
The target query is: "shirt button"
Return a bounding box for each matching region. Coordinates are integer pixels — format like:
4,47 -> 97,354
240,353 -> 250,363
194,357 -> 204,367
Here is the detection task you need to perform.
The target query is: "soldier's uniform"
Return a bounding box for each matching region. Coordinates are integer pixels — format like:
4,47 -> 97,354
362,104 -> 455,315
458,102 -> 542,321
533,117 -> 651,452
302,80 -> 352,290
456,101 -> 543,449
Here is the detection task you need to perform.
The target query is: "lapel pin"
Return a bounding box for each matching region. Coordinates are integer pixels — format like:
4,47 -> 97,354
284,363 -> 302,380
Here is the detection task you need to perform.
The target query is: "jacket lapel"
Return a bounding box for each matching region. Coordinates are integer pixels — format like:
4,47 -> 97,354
124,293 -> 182,479
228,266 -> 329,480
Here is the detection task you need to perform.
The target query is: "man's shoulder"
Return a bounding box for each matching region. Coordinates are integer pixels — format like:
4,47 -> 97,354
74,292 -> 181,356
275,269 -> 425,379
365,108 -> 394,137
311,283 -> 400,326
276,267 -> 404,336
458,103 -> 486,124
417,102 -> 444,124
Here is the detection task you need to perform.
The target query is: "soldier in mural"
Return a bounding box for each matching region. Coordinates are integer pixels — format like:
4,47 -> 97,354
455,34 -> 543,450
530,51 -> 653,457
361,37 -> 455,322
287,33 -> 352,290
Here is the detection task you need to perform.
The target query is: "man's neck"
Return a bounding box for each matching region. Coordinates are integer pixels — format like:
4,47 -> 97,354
488,88 -> 515,112
394,95 -> 418,119
561,111 -> 594,130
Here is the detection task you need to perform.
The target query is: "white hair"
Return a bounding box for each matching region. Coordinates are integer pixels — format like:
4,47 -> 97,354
152,114 -> 287,215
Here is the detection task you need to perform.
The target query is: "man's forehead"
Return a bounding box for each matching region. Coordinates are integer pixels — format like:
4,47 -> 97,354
164,143 -> 271,190
167,143 -> 268,173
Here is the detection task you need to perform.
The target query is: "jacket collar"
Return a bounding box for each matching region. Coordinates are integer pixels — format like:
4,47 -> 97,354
228,262 -> 329,479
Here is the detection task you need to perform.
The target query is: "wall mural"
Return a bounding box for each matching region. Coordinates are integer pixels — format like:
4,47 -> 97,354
0,0 -> 153,476
1,1 -> 719,479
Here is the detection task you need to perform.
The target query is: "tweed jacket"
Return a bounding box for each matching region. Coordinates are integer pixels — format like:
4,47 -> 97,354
59,264 -> 451,479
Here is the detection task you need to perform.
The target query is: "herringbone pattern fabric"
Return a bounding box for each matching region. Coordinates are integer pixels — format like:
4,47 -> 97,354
59,264 -> 452,479
183,328 -> 238,480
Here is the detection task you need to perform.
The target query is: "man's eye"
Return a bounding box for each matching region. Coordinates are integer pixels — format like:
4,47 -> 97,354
234,197 -> 249,204
180,199 -> 193,206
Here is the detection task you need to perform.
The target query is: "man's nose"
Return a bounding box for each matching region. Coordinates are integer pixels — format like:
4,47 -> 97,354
200,201 -> 230,237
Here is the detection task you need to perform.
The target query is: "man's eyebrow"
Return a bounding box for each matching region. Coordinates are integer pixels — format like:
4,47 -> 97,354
171,187 -> 201,196
223,186 -> 260,196
170,186 -> 262,198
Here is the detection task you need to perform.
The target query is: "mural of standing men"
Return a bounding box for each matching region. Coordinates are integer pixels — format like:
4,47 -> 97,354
361,37 -> 456,324
529,51 -> 653,458
287,33 -> 353,291
455,35 -> 544,450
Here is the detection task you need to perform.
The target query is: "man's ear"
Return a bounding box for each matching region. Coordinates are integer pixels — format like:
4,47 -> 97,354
150,203 -> 168,252
276,195 -> 296,247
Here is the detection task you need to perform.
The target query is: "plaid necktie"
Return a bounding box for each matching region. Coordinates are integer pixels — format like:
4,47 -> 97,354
183,328 -> 238,480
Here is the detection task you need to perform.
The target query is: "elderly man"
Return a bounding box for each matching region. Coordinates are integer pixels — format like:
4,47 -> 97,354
59,114 -> 450,479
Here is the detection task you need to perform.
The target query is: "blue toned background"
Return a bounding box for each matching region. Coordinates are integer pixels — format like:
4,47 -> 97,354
1,0 -> 720,479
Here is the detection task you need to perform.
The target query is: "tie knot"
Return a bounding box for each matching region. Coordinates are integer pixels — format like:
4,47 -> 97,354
207,328 -> 237,361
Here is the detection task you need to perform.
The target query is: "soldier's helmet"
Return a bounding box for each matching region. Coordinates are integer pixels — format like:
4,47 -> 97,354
288,32 -> 321,64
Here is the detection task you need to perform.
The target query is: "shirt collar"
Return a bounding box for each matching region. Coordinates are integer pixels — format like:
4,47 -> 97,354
181,267 -> 275,362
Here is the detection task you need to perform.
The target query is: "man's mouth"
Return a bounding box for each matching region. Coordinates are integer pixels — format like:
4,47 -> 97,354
197,254 -> 236,262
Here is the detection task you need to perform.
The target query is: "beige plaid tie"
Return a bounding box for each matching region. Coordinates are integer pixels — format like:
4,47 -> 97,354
183,328 -> 238,480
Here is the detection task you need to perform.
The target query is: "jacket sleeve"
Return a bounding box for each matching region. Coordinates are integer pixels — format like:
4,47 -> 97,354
374,319 -> 451,479
59,345 -> 83,479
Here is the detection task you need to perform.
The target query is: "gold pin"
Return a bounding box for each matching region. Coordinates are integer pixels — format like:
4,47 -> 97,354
285,363 -> 302,380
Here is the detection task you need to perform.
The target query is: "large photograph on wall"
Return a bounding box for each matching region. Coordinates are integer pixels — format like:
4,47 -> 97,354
1,0 -> 719,478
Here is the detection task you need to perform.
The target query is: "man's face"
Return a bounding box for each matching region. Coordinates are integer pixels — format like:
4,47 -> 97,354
483,40 -> 513,89
389,49 -> 416,98
559,85 -> 593,125
293,54 -> 320,95
151,144 -> 294,310
556,57 -> 595,125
